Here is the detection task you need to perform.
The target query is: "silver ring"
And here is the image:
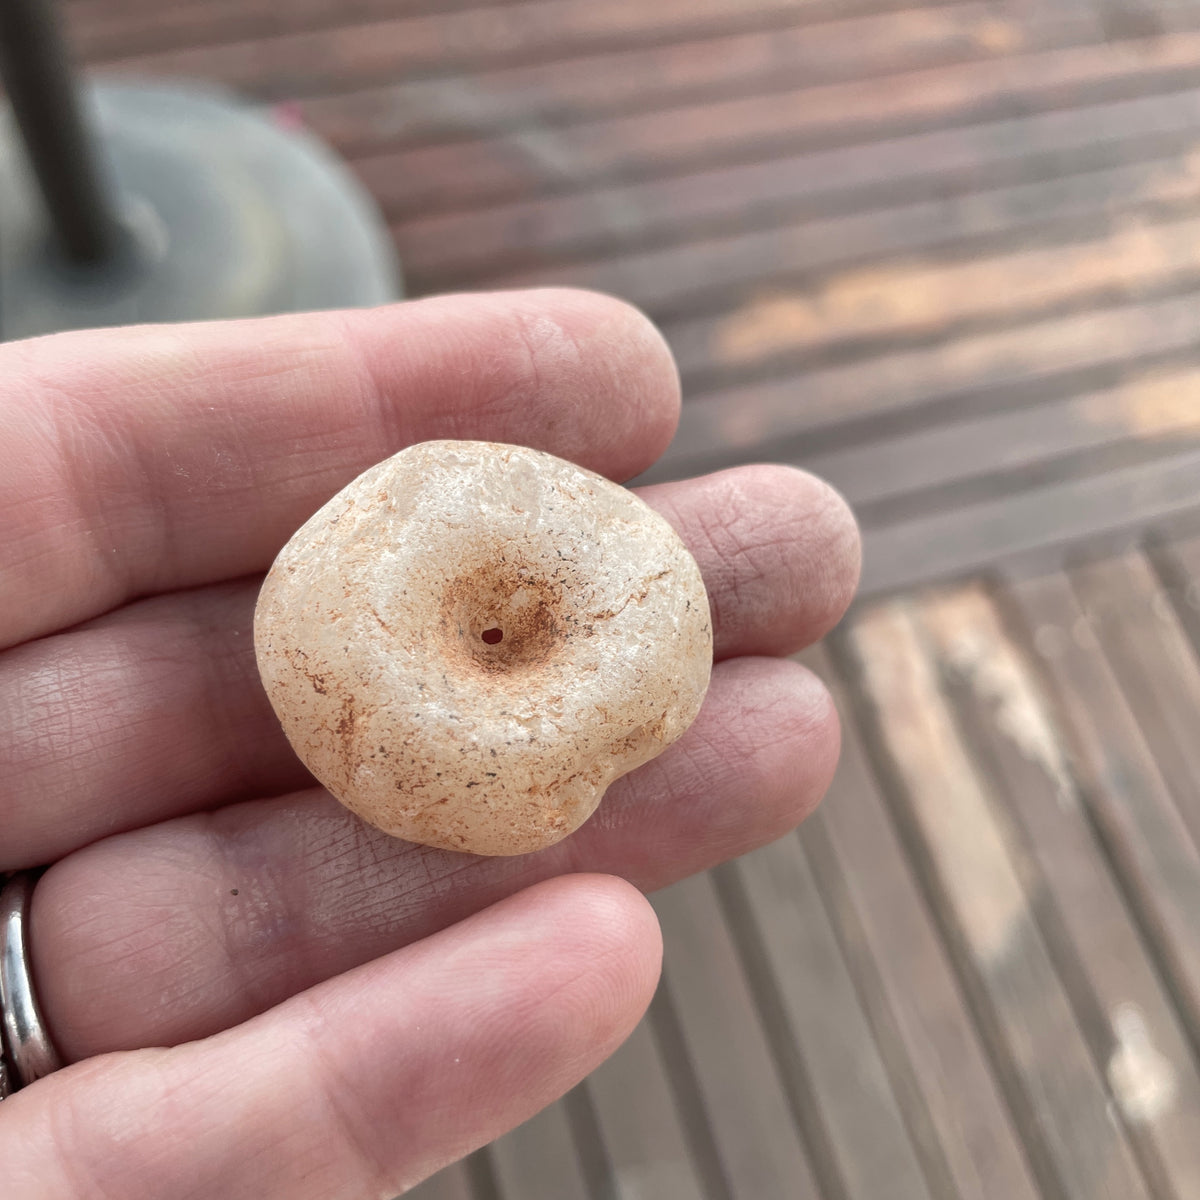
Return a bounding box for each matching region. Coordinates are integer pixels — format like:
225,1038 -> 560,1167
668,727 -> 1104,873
0,871 -> 63,1095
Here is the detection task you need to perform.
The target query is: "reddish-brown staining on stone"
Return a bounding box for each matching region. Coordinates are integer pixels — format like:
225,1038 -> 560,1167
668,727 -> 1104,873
588,568 -> 673,622
370,607 -> 394,636
439,557 -> 567,679
335,696 -> 357,748
275,644 -> 329,698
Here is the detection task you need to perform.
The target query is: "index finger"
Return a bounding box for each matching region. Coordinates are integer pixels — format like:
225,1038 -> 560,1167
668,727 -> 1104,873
0,289 -> 679,649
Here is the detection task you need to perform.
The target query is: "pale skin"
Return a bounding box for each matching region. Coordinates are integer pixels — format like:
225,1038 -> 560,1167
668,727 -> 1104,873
0,289 -> 860,1199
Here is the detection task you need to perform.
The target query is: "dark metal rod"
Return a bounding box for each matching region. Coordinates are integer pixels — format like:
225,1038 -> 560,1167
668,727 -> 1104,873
0,0 -> 121,265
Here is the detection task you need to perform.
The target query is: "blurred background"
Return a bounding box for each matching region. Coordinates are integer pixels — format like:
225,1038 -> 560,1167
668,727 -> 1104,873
7,0 -> 1200,1196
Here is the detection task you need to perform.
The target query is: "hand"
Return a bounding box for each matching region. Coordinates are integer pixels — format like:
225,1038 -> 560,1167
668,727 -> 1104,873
0,290 -> 859,1198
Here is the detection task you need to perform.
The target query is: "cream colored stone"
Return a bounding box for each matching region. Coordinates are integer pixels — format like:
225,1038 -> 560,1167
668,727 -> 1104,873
254,440 -> 713,855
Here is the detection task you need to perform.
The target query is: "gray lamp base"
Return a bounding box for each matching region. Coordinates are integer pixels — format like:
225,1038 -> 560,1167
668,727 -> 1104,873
0,81 -> 401,341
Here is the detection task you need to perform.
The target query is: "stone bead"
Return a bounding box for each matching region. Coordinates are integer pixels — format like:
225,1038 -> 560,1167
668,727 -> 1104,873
255,440 -> 712,855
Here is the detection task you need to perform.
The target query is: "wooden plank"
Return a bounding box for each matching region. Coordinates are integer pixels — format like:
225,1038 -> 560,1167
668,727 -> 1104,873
857,442 -> 1200,597
1003,572 -> 1200,1050
664,211 -> 1200,382
89,0 -> 930,92
717,841 -> 934,1200
799,365 -> 1200,511
799,644 -> 1041,1200
843,602 -> 1152,1200
66,0 -> 477,14
550,28 -> 1200,174
356,27 -> 1200,223
298,3 -> 1103,154
355,142 -> 544,223
404,1159 -> 478,1200
488,1099 -> 590,1200
85,4 -> 1200,169
67,0 -> 503,60
1150,532 -> 1200,653
585,1016 -> 706,1200
1150,532 -> 1200,718
652,873 -> 821,1198
652,291 -> 1200,484
1071,550 -> 1200,848
390,87 -> 1200,281
1147,531 -> 1200,631
917,583 -> 1200,1199
496,154 -> 1200,315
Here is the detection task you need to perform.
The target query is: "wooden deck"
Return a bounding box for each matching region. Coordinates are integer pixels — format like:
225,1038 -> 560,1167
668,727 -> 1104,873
65,0 -> 1200,1195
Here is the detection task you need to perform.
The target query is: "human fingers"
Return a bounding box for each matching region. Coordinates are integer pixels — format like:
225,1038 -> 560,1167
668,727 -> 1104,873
2,876 -> 660,1200
0,289 -> 679,650
638,464 -> 859,656
32,657 -> 836,1060
1,465 -> 857,870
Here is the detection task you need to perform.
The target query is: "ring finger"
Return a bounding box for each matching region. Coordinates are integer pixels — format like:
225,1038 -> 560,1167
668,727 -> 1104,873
3,877 -> 661,1200
32,654 -> 837,1061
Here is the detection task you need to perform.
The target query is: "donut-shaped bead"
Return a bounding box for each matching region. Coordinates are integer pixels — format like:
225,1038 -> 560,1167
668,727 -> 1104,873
254,440 -> 712,855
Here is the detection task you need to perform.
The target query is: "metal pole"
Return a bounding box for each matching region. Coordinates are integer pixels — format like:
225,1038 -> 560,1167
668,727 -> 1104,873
0,0 -> 121,265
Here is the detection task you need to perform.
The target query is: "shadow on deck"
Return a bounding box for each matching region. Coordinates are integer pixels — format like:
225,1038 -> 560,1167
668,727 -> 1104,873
68,0 -> 1200,1194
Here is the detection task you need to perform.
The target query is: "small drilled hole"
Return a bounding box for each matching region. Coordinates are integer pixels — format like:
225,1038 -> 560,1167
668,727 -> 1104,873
481,627 -> 503,645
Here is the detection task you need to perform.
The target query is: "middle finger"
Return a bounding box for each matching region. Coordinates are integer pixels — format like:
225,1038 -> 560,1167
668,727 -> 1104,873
1,464 -> 858,870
